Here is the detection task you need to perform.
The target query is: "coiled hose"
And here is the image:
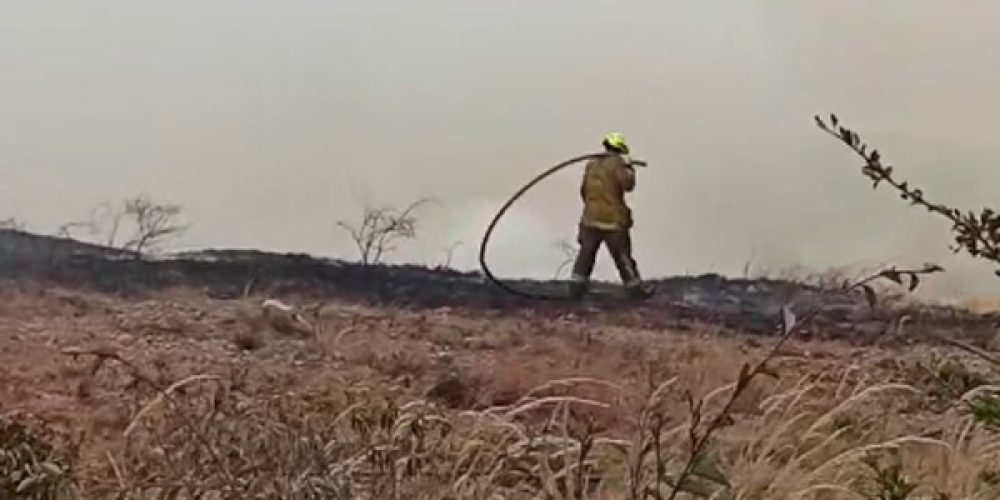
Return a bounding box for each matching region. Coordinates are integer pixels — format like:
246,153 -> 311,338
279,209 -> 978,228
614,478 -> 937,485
478,152 -> 646,300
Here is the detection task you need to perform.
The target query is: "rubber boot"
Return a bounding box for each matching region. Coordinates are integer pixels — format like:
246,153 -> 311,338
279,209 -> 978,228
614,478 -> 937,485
625,283 -> 654,301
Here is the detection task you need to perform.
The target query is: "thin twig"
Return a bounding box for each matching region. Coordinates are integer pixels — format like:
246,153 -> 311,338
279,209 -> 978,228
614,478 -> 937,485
106,450 -> 125,490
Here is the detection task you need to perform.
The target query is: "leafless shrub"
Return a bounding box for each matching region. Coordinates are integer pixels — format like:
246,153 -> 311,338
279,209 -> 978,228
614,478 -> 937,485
438,240 -> 464,269
120,196 -> 186,257
337,198 -> 433,265
57,201 -> 122,245
554,238 -> 578,280
57,197 -> 185,256
56,222 -> 93,241
0,217 -> 26,231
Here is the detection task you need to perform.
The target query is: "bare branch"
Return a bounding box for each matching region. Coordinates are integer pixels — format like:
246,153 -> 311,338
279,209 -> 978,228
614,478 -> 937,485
336,197 -> 434,265
553,238 -> 578,280
439,240 -> 464,269
0,217 -> 25,231
120,196 -> 187,258
816,113 -> 1000,276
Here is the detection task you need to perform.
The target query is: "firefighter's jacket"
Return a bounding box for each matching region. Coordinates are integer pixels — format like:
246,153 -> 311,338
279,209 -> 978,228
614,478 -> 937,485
579,153 -> 636,231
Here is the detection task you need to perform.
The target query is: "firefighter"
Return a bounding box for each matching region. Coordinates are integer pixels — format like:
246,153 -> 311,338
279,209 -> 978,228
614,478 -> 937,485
569,132 -> 654,300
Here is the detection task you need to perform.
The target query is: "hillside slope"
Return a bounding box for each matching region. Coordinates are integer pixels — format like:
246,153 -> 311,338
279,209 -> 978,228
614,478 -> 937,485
2,231 -> 1000,496
0,229 -> 992,342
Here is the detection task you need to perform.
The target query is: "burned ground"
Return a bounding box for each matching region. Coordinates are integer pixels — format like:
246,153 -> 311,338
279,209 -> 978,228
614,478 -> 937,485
0,229 -> 993,344
3,230 -> 1000,497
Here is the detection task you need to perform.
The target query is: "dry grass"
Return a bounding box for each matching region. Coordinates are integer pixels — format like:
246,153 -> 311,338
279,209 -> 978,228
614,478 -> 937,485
15,354 -> 1000,499
4,287 -> 1000,498
0,413 -> 78,499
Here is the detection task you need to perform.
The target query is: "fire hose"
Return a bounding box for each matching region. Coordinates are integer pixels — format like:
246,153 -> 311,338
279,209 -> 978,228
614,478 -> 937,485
478,153 -> 647,300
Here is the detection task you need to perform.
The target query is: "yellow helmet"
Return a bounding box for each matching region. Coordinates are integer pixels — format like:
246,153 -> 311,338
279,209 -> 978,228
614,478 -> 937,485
602,132 -> 629,154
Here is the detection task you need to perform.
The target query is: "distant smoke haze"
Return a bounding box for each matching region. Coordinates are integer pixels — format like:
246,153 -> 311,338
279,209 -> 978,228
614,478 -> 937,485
2,1 -> 999,299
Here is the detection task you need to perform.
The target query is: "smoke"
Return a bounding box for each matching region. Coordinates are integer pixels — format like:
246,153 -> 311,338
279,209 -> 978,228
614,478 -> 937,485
1,1 -> 999,298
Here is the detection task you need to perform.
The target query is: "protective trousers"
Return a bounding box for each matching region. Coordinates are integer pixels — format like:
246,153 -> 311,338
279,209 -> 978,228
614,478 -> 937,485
569,225 -> 642,296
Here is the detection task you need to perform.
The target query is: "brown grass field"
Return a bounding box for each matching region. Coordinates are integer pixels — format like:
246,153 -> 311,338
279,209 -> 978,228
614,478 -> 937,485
3,284 -> 1000,499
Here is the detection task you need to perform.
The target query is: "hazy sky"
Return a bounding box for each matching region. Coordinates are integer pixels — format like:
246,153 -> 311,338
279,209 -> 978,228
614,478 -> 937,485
3,1 -> 1000,298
